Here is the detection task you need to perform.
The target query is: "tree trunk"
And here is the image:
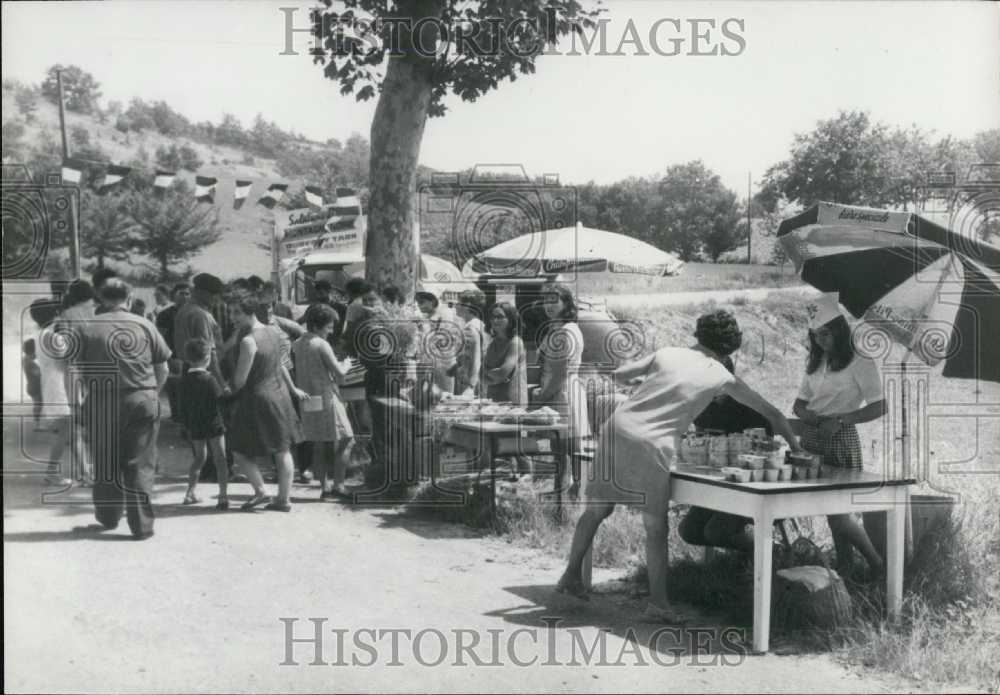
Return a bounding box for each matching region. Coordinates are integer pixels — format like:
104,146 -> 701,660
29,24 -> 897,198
365,1 -> 441,300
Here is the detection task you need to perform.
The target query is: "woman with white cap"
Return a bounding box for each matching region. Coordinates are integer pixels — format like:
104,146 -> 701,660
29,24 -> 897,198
793,292 -> 887,578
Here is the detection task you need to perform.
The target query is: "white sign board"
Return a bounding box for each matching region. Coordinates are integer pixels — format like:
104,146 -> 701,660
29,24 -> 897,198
274,206 -> 365,260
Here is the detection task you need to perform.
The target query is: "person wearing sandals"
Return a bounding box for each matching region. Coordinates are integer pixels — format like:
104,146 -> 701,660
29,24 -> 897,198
557,310 -> 803,621
177,339 -> 229,508
291,304 -> 355,500
226,292 -> 307,512
793,293 -> 887,578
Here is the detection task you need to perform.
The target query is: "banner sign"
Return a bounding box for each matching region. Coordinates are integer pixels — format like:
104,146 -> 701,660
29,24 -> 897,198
816,202 -> 912,233
274,205 -> 365,259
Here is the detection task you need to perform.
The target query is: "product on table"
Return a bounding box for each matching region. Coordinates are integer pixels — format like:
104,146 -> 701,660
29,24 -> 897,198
763,469 -> 779,482
750,469 -> 765,482
738,454 -> 766,470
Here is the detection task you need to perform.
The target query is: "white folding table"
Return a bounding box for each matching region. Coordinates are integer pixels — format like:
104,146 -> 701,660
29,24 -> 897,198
669,466 -> 914,652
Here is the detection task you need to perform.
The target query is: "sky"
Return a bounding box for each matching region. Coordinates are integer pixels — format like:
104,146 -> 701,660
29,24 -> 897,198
2,1 -> 998,194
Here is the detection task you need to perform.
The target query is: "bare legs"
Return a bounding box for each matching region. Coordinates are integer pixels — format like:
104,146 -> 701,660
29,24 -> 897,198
557,501 -> 614,596
185,436 -> 229,505
828,514 -> 884,575
314,438 -> 354,496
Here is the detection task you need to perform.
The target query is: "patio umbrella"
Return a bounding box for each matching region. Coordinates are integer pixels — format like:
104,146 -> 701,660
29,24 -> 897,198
467,222 -> 684,277
778,201 -> 1000,476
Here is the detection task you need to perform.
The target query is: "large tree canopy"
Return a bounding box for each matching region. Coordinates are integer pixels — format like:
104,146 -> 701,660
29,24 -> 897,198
312,0 -> 602,295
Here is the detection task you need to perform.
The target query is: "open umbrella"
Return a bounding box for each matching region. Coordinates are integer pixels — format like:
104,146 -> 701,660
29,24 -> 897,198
467,222 -> 684,277
778,201 -> 1000,477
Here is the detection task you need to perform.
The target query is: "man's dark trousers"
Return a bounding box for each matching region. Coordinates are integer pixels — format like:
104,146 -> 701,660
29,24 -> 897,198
86,388 -> 160,537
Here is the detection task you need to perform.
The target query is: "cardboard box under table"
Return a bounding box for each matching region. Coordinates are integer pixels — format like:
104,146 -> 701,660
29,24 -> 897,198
583,464 -> 915,653
443,421 -> 570,522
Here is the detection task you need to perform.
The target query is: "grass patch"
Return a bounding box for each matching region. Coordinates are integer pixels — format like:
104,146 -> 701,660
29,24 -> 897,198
397,294 -> 1000,690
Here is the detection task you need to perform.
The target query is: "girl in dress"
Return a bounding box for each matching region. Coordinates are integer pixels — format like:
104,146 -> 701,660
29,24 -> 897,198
793,293 -> 887,577
532,283 -> 591,486
226,292 -> 306,512
292,304 -> 355,500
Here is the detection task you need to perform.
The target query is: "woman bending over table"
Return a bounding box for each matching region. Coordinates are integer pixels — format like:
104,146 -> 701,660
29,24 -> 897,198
557,310 -> 802,621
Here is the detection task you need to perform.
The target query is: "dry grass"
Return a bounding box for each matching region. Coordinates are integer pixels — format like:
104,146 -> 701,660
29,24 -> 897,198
572,262 -> 800,296
404,292 -> 1000,690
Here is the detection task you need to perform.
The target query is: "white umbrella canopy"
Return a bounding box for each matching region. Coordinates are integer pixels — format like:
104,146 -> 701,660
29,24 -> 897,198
469,223 -> 684,277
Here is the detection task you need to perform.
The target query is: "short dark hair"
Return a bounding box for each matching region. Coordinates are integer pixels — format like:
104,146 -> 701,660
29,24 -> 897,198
91,267 -> 118,289
305,303 -> 338,332
247,275 -> 265,291
172,282 -> 191,298
226,290 -> 263,317
155,284 -> 170,296
98,277 -> 131,304
314,279 -> 333,292
488,301 -> 521,339
184,338 -> 212,364
230,278 -> 251,292
695,310 -> 743,357
380,285 -> 404,305
345,277 -> 369,298
542,282 -> 578,322
64,279 -> 97,308
458,289 -> 485,313
23,338 -> 36,357
29,298 -> 61,328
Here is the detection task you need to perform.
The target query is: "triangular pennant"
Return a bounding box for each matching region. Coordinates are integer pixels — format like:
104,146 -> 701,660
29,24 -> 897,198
99,164 -> 131,191
305,185 -> 324,208
61,158 -> 86,185
257,183 -> 288,209
234,180 -> 252,210
154,170 -> 176,189
195,176 -> 218,203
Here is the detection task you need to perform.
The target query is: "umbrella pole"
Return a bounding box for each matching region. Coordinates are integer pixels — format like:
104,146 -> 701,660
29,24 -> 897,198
899,355 -> 914,562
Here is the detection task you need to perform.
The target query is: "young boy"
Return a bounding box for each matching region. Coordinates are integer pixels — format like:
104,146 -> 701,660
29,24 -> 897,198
177,339 -> 229,508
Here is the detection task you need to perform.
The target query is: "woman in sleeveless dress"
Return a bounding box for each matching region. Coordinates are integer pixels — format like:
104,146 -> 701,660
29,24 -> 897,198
226,292 -> 306,512
557,311 -> 803,621
483,302 -> 527,405
532,283 -> 591,487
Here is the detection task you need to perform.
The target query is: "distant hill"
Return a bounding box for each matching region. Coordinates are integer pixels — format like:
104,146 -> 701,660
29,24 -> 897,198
1,81 -> 358,280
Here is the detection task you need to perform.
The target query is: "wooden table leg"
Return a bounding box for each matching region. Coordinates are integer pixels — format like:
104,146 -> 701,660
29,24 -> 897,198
752,510 -> 774,653
886,490 -> 907,618
484,438 -> 497,529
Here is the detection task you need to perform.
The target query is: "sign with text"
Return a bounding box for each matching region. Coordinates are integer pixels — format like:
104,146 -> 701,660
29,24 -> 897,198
274,205 -> 365,260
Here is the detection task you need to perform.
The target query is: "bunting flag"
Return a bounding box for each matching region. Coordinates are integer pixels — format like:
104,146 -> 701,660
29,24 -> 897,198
305,185 -> 324,208
99,164 -> 131,192
154,170 -> 176,189
233,180 -> 252,210
331,186 -> 362,217
195,176 -> 218,203
61,158 -> 85,185
257,183 -> 288,209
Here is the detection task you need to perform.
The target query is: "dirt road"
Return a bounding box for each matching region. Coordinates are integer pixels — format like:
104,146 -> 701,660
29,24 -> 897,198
3,419 -> 914,693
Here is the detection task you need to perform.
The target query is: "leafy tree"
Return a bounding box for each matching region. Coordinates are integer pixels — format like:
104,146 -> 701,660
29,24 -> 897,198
149,100 -> 191,136
15,87 -> 38,121
215,113 -> 246,147
1,120 -> 27,162
41,64 -> 102,114
126,181 -> 222,279
80,190 -> 134,268
972,129 -> 1000,163
658,161 -> 740,262
155,144 -> 182,171
760,111 -> 892,209
313,0 -> 603,295
178,144 -> 204,172
123,98 -> 155,131
71,125 -> 91,149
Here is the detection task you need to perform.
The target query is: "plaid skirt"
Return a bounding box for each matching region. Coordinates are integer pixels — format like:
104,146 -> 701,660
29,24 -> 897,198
800,422 -> 863,470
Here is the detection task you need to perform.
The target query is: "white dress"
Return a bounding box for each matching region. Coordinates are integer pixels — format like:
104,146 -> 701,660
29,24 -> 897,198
35,325 -> 72,417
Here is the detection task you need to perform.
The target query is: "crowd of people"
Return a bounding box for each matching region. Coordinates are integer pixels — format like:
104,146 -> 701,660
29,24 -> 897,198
25,270 -> 887,603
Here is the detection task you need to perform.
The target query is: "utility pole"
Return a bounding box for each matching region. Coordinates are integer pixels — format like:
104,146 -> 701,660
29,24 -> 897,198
57,68 -> 81,278
746,171 -> 752,264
